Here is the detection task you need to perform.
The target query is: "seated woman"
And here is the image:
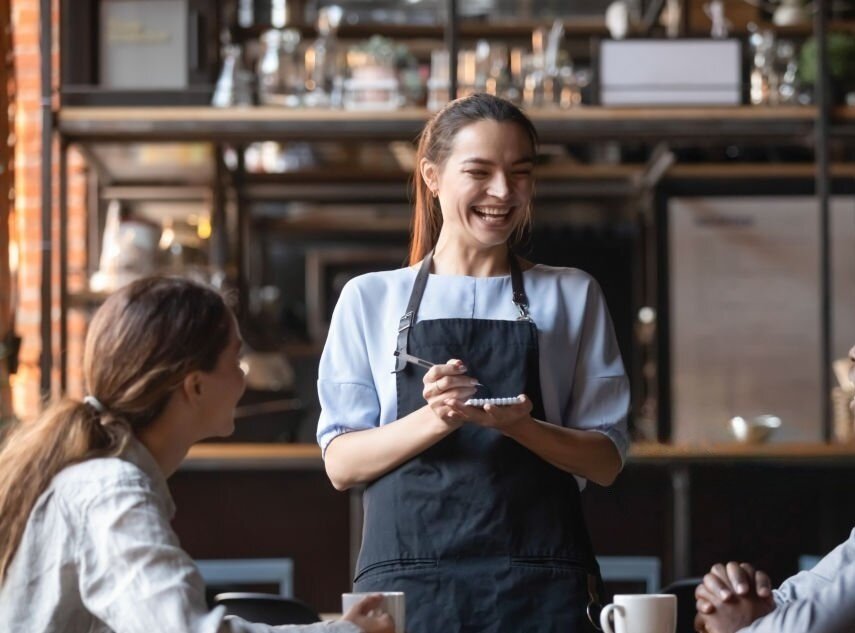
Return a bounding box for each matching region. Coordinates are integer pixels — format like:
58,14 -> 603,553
0,276 -> 392,633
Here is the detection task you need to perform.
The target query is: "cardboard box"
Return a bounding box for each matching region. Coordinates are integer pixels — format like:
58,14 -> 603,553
599,39 -> 742,106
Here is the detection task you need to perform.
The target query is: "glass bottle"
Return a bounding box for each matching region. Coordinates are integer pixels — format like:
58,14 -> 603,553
303,5 -> 344,108
257,28 -> 303,107
212,40 -> 254,108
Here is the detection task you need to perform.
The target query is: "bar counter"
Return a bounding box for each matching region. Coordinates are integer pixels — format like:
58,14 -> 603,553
182,441 -> 855,471
171,440 -> 855,611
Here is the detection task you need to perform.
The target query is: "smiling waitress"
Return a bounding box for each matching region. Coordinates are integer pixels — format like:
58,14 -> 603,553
316,94 -> 630,633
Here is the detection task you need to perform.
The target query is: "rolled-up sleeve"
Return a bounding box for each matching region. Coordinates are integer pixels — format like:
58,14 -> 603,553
317,280 -> 381,456
566,278 -> 631,465
740,562 -> 855,633
737,529 -> 855,633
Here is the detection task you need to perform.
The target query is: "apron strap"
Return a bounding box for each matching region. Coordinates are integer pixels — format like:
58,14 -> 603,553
393,250 -> 433,373
586,573 -> 604,631
509,253 -> 531,321
393,249 -> 530,372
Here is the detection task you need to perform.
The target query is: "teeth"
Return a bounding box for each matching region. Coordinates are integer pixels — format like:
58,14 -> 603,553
473,207 -> 510,216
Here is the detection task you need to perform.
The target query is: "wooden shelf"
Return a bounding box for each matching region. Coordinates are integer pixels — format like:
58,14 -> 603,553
235,18 -> 609,41
183,442 -> 324,471
179,441 -> 855,471
58,105 -> 855,143
237,18 -> 855,41
239,162 -> 855,184
59,107 -> 430,142
630,441 -> 855,465
669,162 -> 855,179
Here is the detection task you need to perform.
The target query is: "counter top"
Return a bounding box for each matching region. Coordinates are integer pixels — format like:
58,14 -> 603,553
180,441 -> 855,471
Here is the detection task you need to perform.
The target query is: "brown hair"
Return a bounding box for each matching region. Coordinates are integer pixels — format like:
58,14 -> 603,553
409,93 -> 539,265
0,276 -> 231,581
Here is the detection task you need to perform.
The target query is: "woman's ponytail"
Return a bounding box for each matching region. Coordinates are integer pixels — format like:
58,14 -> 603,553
0,399 -> 130,581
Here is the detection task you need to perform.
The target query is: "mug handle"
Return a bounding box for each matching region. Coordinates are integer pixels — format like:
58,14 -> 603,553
599,603 -> 624,633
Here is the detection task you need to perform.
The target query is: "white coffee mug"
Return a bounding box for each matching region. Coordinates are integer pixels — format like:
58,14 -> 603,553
600,594 -> 677,633
342,591 -> 405,633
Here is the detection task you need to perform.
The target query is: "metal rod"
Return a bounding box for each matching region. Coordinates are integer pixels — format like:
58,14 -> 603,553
59,141 -> 68,392
236,146 -> 249,321
815,0 -> 832,439
39,0 -> 53,396
86,167 -> 101,280
211,144 -> 228,274
672,465 -> 691,579
445,0 -> 458,100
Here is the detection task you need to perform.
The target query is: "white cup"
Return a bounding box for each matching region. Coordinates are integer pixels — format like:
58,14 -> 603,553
600,594 -> 677,633
342,591 -> 405,633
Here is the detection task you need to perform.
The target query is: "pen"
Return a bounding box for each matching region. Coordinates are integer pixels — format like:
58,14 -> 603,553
393,350 -> 436,369
393,351 -> 484,387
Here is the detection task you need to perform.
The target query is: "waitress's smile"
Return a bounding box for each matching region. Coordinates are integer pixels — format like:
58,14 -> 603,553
423,118 -> 535,256
471,205 -> 514,225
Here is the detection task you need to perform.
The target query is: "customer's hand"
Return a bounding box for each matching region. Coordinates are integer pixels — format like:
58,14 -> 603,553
693,562 -> 774,633
695,562 -> 773,614
341,594 -> 395,633
694,596 -> 775,633
423,358 -> 478,428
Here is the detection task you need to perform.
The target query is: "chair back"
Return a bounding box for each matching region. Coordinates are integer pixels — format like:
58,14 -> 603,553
214,592 -> 322,625
661,578 -> 703,633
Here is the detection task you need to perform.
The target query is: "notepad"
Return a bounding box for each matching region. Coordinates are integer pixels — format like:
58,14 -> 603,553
464,397 -> 524,407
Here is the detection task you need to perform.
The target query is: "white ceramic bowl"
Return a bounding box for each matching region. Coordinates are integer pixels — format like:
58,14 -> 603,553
728,415 -> 782,444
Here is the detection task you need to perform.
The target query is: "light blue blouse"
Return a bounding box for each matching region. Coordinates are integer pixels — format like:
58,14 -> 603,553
316,263 -> 630,487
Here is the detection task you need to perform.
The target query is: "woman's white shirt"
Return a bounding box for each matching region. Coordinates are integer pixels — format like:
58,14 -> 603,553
317,264 -> 630,486
0,436 -> 360,633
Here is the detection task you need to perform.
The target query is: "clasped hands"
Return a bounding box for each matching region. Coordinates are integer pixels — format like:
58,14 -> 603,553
694,562 -> 776,633
422,358 -> 532,433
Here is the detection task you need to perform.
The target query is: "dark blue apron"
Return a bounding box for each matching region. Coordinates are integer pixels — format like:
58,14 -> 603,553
354,251 -> 603,633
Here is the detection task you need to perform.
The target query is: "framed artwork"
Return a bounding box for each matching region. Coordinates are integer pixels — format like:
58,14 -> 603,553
305,247 -> 408,342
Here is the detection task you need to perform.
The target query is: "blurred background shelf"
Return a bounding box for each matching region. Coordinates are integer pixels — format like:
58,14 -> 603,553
58,105 -> 855,143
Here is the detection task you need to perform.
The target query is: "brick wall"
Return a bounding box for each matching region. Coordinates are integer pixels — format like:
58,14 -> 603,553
11,0 -> 86,419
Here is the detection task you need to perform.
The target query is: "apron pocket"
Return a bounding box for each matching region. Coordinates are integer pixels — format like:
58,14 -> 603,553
354,557 -> 438,584
507,557 -> 593,633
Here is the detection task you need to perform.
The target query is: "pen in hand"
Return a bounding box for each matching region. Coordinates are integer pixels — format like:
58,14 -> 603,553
393,351 -> 484,387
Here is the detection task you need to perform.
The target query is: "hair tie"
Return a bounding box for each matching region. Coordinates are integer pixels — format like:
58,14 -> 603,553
83,395 -> 106,414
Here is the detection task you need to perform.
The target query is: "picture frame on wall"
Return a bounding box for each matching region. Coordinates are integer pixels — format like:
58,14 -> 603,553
305,247 -> 408,342
663,192 -> 855,444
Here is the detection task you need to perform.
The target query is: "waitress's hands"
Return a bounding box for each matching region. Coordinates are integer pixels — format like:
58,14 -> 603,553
341,594 -> 395,633
447,394 -> 534,435
423,358 -> 479,428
